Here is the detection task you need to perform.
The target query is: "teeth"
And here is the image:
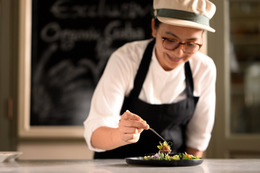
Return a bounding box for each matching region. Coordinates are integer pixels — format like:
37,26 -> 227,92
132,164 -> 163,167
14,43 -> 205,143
171,57 -> 181,60
168,55 -> 181,61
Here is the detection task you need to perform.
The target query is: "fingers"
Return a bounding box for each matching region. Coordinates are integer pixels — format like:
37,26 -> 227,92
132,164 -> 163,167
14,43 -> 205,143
122,110 -> 149,130
123,127 -> 144,134
118,110 -> 150,144
123,119 -> 149,130
120,133 -> 141,144
122,110 -> 141,121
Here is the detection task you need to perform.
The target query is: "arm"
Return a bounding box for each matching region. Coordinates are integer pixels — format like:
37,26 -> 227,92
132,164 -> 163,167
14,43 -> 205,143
91,111 -> 149,150
84,40 -> 151,151
186,56 -> 217,154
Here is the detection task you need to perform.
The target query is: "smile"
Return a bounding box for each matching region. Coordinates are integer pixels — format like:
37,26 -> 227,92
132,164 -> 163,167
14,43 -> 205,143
167,54 -> 183,62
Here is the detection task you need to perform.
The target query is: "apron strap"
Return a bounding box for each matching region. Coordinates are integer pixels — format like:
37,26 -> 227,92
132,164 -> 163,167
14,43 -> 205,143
184,62 -> 194,97
129,39 -> 155,98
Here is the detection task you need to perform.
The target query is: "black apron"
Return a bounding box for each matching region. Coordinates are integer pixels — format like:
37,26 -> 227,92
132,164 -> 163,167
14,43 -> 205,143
94,40 -> 199,159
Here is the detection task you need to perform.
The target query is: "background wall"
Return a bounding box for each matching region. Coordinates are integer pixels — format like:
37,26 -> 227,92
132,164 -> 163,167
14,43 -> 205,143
0,0 -> 19,151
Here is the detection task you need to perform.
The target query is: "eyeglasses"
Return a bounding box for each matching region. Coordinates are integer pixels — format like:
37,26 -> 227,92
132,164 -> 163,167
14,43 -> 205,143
161,37 -> 202,53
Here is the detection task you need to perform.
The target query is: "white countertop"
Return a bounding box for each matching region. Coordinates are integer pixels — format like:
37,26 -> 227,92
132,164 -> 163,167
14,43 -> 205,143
1,159 -> 260,173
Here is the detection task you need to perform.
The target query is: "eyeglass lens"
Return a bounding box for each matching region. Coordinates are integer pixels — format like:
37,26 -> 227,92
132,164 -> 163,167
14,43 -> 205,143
162,38 -> 200,53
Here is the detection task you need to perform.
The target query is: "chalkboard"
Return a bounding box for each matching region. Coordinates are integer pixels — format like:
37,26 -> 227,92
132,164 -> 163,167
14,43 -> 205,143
30,0 -> 153,126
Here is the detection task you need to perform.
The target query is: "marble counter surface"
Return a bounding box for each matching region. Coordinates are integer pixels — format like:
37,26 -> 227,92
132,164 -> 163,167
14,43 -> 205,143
1,159 -> 260,173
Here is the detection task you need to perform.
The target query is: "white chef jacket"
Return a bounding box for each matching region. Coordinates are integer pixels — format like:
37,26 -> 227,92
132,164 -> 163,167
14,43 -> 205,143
84,39 -> 216,152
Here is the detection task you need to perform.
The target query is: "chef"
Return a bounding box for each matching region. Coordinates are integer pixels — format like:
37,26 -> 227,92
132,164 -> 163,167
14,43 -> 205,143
84,0 -> 216,159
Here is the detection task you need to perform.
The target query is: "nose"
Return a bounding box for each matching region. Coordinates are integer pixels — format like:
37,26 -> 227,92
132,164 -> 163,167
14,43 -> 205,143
173,44 -> 185,57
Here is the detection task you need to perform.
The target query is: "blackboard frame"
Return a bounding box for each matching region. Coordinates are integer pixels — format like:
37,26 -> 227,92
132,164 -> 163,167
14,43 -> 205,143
18,0 -> 153,138
19,0 -> 85,138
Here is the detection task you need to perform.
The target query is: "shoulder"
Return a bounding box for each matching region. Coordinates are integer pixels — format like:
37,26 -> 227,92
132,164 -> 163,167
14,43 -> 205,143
100,39 -> 152,87
106,39 -> 152,72
189,52 -> 216,76
110,39 -> 152,62
189,52 -> 216,96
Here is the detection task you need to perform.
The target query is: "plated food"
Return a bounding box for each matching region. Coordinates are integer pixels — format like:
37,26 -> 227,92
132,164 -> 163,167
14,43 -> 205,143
126,141 -> 203,166
144,152 -> 199,161
156,141 -> 171,154
144,141 -> 199,161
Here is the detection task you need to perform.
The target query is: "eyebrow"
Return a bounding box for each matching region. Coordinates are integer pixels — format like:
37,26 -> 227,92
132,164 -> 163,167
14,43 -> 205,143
165,31 -> 199,41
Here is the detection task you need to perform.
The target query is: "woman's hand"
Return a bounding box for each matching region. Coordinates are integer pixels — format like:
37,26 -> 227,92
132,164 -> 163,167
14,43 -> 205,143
91,110 -> 149,150
118,110 -> 149,144
185,147 -> 204,158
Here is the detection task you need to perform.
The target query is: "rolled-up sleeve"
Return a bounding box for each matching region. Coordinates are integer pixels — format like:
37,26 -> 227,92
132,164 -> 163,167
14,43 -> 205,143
83,53 -> 127,152
83,41 -> 144,152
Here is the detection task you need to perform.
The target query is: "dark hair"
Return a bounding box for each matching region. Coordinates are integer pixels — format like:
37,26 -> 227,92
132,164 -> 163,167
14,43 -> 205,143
154,18 -> 161,29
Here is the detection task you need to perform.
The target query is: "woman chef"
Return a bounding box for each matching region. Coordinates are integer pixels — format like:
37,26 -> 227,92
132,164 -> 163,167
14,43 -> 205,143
84,0 -> 216,159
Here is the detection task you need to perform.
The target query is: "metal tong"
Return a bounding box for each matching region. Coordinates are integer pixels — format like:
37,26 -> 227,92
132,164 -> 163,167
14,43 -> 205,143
149,128 -> 166,141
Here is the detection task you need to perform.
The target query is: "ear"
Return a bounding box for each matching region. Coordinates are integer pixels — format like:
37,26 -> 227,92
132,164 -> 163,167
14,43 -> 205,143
151,18 -> 157,38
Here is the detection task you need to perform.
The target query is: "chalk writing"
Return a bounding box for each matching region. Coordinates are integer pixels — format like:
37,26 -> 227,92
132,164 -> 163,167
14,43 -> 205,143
51,0 -> 152,19
40,21 -> 144,51
30,0 -> 153,126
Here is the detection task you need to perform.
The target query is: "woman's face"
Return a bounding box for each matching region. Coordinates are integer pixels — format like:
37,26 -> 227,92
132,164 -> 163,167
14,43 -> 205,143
151,19 -> 204,71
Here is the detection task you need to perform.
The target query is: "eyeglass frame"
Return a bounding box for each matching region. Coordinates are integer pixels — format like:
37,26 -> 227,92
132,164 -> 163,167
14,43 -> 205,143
161,36 -> 203,53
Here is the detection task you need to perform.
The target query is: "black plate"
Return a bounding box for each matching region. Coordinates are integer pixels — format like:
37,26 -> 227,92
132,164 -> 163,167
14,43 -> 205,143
126,157 -> 203,167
